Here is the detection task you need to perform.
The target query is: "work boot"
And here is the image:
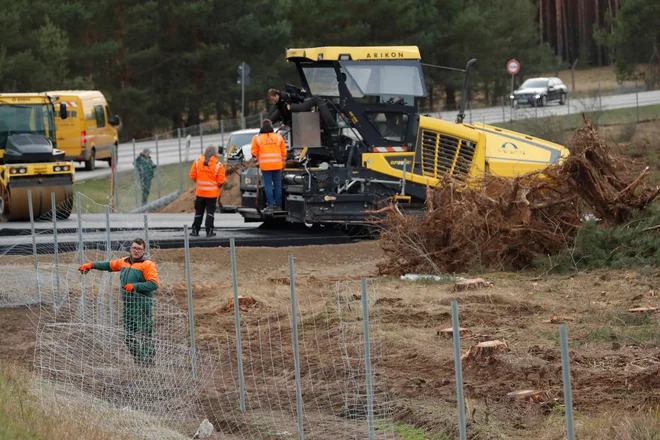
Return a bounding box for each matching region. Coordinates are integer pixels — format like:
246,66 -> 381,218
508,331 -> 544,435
206,228 -> 216,237
190,228 -> 200,237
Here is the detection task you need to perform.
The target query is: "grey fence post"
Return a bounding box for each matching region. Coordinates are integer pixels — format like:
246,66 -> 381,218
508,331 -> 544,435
113,145 -> 119,211
51,192 -> 61,307
289,255 -> 304,440
105,205 -> 113,325
76,192 -> 86,320
635,80 -> 640,122
155,135 -> 161,199
220,120 -> 225,156
598,82 -> 602,110
451,301 -> 467,440
259,111 -> 264,126
501,96 -> 505,122
230,238 -> 246,411
183,224 -> 198,380
143,214 -> 150,255
560,325 -> 575,440
27,190 -> 41,304
132,139 -> 139,209
361,278 -> 375,440
200,125 -> 204,154
178,128 -> 184,193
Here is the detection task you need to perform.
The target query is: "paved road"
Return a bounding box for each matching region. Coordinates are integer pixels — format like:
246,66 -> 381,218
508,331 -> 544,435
0,213 -> 360,255
74,89 -> 660,182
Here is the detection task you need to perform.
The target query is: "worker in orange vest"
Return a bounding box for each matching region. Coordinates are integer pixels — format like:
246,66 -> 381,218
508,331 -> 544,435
189,145 -> 226,237
251,119 -> 287,212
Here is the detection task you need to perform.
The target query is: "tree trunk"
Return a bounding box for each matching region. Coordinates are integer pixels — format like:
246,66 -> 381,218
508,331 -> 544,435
562,0 -> 570,63
445,84 -> 457,110
539,0 -> 544,43
555,0 -> 563,59
595,0 -> 602,66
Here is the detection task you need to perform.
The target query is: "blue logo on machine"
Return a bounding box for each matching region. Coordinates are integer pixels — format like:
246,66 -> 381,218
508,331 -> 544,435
501,141 -> 525,156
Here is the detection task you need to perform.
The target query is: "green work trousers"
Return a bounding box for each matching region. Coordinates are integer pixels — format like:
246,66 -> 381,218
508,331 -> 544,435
122,292 -> 155,364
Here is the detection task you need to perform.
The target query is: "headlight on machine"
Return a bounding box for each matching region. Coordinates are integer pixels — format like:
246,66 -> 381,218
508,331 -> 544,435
535,94 -> 541,99
54,165 -> 70,172
10,167 -> 28,175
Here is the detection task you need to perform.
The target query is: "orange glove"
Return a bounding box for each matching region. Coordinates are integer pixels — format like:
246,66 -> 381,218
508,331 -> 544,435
79,262 -> 93,274
123,284 -> 134,292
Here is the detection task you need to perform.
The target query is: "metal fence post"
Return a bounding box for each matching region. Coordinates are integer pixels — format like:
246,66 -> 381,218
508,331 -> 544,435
259,111 -> 264,126
51,192 -> 61,307
220,120 -> 225,157
76,192 -> 86,320
200,125 -> 204,154
361,278 -> 375,440
501,96 -> 505,122
560,325 -> 576,440
183,224 -> 198,380
289,255 -> 304,440
635,80 -> 640,122
143,214 -> 150,255
105,205 -> 113,326
155,134 -> 161,199
451,301 -> 467,440
113,144 -> 119,211
178,128 -> 184,193
230,238 -> 246,411
27,190 -> 41,304
132,139 -> 139,209
598,82 -> 602,110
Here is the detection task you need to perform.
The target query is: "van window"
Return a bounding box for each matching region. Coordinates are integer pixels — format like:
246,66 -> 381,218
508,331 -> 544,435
94,105 -> 106,127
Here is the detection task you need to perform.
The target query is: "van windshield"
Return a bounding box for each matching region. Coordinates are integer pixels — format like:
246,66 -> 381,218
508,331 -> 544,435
0,103 -> 56,148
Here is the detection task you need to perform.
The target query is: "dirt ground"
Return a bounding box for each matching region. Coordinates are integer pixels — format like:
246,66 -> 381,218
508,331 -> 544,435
159,164 -> 243,213
2,241 -> 659,439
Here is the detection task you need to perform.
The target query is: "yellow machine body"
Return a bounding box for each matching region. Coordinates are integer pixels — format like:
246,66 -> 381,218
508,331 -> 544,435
0,93 -> 75,221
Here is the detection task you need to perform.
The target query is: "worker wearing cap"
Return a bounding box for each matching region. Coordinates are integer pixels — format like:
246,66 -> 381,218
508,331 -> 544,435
135,148 -> 156,206
251,119 -> 287,212
78,238 -> 159,366
190,145 -> 226,237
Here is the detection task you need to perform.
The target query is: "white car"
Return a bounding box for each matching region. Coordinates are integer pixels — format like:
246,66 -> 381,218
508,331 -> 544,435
225,128 -> 259,162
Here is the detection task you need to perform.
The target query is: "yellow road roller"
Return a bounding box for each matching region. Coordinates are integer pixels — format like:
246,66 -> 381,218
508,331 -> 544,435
0,93 -> 75,221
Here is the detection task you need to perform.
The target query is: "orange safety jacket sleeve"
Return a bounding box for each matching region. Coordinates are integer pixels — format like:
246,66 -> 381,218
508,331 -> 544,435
190,161 -> 198,181
278,134 -> 286,166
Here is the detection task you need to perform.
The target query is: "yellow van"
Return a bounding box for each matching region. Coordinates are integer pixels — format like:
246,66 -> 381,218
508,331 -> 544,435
47,90 -> 120,171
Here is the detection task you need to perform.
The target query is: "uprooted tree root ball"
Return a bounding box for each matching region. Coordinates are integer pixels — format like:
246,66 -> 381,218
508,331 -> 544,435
376,117 -> 660,275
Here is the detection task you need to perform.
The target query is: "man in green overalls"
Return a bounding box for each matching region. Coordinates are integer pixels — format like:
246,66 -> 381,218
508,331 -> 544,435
79,238 -> 159,365
135,148 -> 156,206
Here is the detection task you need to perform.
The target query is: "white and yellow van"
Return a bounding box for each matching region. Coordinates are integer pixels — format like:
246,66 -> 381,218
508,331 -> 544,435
47,90 -> 120,171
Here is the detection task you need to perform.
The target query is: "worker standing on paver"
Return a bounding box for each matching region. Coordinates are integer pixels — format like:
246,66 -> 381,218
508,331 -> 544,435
79,238 -> 159,366
251,119 -> 287,212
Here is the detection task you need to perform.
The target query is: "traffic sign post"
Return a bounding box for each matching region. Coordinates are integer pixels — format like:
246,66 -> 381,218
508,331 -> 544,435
507,59 -> 520,106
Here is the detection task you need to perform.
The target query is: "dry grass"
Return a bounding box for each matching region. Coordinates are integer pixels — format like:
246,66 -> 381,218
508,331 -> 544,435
0,361 -> 132,440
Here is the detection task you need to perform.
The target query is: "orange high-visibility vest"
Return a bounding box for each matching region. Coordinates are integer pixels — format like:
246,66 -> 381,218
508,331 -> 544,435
189,154 -> 226,198
251,132 -> 286,171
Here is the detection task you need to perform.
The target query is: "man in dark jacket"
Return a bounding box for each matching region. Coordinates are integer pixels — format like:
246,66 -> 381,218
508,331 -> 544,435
267,88 -> 337,130
135,149 -> 156,206
79,238 -> 159,365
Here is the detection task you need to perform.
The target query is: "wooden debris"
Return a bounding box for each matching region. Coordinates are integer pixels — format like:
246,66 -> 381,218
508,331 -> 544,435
223,295 -> 258,312
507,389 -> 552,404
629,306 -> 657,313
453,278 -> 493,291
437,327 -> 472,338
462,340 -> 509,361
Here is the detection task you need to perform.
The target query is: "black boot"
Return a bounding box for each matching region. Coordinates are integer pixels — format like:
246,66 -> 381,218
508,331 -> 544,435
206,228 -> 216,237
190,227 -> 200,237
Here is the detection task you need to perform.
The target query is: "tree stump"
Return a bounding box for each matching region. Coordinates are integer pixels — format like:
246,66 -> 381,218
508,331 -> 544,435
462,340 -> 508,361
453,278 -> 493,291
437,327 -> 472,338
223,295 -> 258,312
507,389 -> 551,404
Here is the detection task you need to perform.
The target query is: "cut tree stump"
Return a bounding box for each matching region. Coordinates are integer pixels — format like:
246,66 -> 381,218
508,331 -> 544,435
453,278 -> 493,291
462,340 -> 509,361
507,389 -> 552,403
223,295 -> 258,312
437,327 -> 472,338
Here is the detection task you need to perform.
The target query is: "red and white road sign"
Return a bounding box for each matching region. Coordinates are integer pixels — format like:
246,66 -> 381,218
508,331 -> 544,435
507,59 -> 520,75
